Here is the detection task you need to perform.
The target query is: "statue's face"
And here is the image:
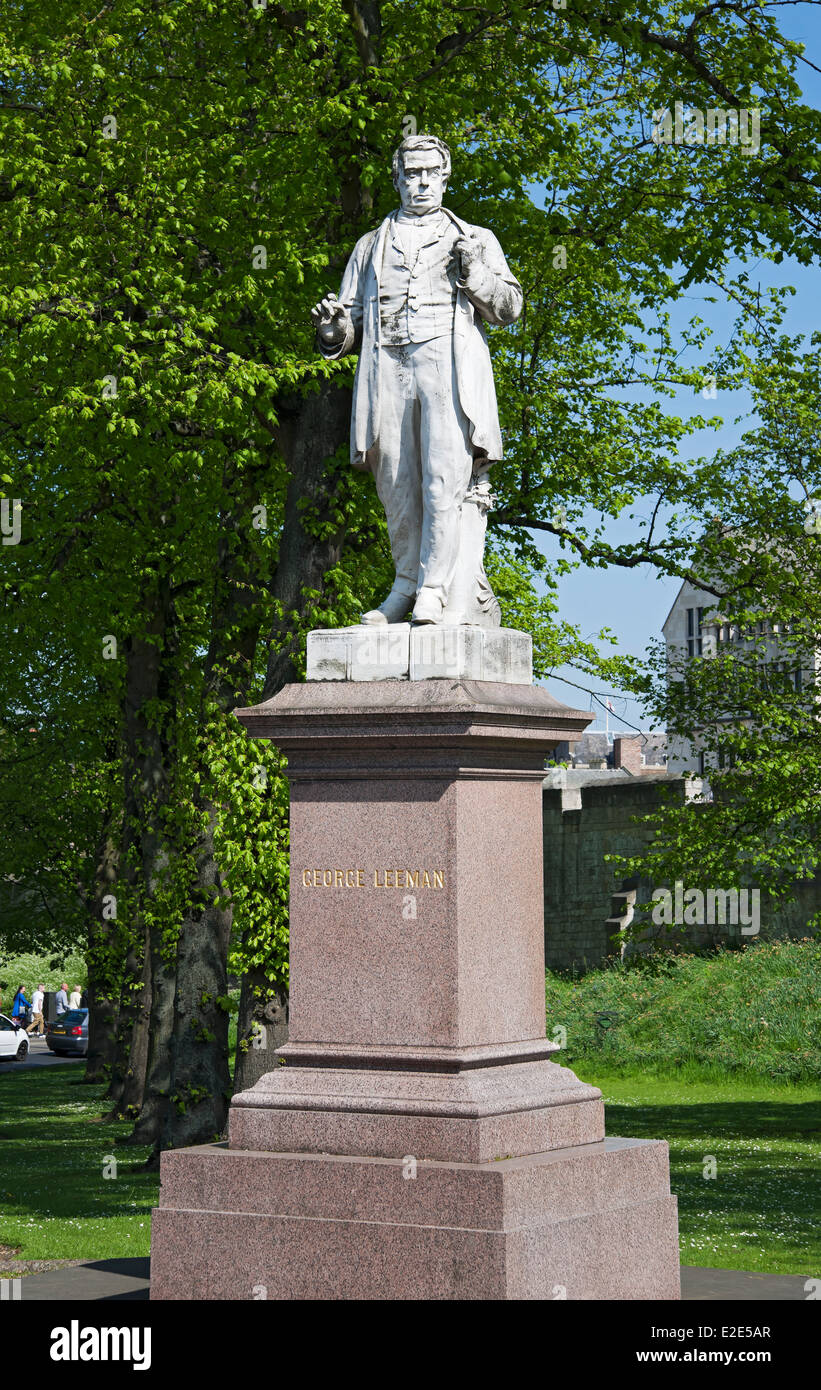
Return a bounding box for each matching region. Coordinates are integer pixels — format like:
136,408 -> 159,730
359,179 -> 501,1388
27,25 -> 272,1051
395,150 -> 446,214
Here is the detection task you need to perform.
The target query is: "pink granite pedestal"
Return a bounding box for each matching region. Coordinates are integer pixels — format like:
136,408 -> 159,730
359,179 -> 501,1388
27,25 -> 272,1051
150,678 -> 680,1300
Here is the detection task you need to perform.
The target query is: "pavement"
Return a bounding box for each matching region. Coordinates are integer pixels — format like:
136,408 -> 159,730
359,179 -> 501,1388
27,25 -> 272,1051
4,1260 -> 810,1301
7,1258 -> 151,1301
679,1266 -> 811,1300
0,1034 -> 84,1070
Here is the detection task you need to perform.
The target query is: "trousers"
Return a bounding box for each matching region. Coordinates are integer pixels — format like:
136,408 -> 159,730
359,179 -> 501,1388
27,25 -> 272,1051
374,337 -> 474,604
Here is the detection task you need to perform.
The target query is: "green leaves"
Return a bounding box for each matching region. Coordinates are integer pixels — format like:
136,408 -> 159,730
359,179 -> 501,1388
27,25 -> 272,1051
1,0 -> 818,1029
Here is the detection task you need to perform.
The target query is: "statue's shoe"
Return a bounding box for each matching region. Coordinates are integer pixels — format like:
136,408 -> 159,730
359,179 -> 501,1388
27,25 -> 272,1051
360,585 -> 416,626
411,589 -> 444,624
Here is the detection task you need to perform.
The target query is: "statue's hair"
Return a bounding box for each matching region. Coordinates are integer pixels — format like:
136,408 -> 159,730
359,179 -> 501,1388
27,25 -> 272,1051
392,134 -> 451,185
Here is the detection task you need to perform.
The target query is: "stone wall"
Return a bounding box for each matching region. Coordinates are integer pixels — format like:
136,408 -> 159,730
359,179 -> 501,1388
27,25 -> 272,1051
543,773 -> 821,972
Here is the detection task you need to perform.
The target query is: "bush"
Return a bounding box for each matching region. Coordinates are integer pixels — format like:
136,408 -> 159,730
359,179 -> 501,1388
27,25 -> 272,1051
0,950 -> 88,1005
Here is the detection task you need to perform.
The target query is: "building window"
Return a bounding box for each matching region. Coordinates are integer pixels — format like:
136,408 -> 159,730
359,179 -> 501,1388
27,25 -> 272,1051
687,607 -> 704,658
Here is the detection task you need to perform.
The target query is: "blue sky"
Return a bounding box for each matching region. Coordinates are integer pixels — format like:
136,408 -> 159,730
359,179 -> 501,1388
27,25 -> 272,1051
534,3 -> 821,732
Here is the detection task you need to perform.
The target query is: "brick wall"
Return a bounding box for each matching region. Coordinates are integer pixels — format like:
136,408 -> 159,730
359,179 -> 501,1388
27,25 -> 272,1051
612,735 -> 643,774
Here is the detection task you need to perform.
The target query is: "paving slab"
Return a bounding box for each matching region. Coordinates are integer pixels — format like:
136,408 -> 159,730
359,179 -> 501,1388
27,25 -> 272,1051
8,1258 -> 150,1300
4,1259 -> 809,1301
680,1265 -> 810,1301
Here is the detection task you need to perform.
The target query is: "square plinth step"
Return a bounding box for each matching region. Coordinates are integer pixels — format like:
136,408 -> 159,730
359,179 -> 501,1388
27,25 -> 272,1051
150,1136 -> 680,1301
306,625 -> 532,684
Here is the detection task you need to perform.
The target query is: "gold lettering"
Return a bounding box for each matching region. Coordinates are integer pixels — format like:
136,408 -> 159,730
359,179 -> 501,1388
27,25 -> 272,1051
302,867 -> 447,888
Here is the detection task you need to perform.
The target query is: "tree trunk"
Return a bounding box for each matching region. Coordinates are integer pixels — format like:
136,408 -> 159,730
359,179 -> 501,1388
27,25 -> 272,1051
156,809 -> 234,1154
263,380 -> 353,696
125,945 -> 176,1145
118,952 -> 152,1118
84,984 -> 120,1086
103,918 -> 152,1120
84,816 -> 122,1085
116,572 -> 178,1143
232,971 -> 288,1094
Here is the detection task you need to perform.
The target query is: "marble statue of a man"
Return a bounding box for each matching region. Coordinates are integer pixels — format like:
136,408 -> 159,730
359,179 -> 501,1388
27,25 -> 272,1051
311,134 -> 523,626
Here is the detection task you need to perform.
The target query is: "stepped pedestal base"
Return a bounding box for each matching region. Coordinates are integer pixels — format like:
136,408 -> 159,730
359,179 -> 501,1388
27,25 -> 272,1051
151,1136 -> 679,1301
228,1055 -> 604,1164
149,677 -> 679,1300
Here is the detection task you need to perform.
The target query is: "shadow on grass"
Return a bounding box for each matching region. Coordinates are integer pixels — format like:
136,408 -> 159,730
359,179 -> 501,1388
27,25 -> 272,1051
604,1100 -> 820,1141
0,1067 -> 158,1227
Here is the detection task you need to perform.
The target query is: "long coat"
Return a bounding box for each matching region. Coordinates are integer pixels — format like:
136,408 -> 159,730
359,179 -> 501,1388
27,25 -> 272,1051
320,207 -> 523,469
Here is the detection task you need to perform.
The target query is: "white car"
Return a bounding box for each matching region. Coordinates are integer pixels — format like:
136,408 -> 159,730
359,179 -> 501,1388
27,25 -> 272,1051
0,1013 -> 29,1061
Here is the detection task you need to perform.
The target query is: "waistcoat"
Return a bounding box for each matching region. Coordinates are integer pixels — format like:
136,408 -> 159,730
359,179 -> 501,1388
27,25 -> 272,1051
379,213 -> 460,345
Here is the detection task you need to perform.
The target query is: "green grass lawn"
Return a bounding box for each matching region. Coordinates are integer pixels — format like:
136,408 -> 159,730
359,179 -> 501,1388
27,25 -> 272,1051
0,1068 -> 158,1263
1,1057 -> 818,1275
582,1067 -> 820,1277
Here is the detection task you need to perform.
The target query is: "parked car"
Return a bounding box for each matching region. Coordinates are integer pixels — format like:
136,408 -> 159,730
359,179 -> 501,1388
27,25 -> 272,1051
46,1008 -> 88,1057
0,1013 -> 29,1061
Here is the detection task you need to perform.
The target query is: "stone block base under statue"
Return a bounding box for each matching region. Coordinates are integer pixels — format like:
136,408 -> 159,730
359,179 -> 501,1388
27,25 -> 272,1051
306,623 -> 532,684
151,1135 -> 679,1300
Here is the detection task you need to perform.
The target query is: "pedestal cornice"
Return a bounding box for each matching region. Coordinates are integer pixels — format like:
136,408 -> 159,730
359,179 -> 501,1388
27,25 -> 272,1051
234,679 -> 591,771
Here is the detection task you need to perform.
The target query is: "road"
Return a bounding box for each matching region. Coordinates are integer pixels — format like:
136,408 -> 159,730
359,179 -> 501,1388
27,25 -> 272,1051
0,1035 -> 84,1071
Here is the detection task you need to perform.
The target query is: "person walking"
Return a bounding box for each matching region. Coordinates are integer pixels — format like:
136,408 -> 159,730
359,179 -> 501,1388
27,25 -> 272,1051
69,985 -> 82,1009
26,984 -> 46,1036
55,982 -> 69,1016
11,985 -> 31,1028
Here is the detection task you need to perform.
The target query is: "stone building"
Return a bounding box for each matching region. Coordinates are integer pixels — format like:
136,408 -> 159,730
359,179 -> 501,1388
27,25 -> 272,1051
540,575 -> 821,970
662,577 -> 812,776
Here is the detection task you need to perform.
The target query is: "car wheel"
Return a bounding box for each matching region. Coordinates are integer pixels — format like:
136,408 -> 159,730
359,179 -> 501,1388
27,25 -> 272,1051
16,1041 -> 28,1059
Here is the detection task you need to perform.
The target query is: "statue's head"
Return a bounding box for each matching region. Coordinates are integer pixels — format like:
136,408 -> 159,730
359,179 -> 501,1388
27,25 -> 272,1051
392,134 -> 451,214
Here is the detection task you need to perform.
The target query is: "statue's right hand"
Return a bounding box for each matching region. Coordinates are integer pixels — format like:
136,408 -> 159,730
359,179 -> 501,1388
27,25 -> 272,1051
311,294 -> 348,345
